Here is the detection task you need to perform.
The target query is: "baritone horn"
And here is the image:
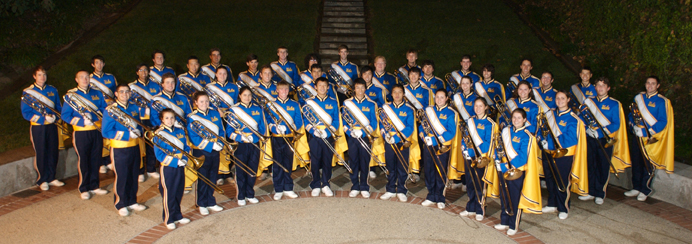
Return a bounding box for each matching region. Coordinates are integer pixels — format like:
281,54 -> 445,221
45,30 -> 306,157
21,92 -> 68,132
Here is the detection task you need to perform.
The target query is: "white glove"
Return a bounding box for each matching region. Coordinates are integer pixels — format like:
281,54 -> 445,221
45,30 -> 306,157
83,117 -> 94,126
178,159 -> 187,167
437,136 -> 445,144
174,121 -> 183,128
495,159 -> 501,169
242,135 -> 254,143
213,142 -> 223,151
634,127 -> 644,137
45,114 -> 56,123
463,150 -> 471,160
145,108 -> 150,116
648,128 -> 656,136
277,125 -> 287,134
586,128 -> 598,138
385,135 -> 395,144
424,136 -> 433,146
129,130 -> 139,139
83,113 -> 92,120
541,140 -> 548,149
366,126 -> 374,134
353,130 -> 363,138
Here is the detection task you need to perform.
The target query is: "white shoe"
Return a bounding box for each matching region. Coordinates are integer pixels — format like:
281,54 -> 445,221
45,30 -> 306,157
540,180 -> 547,189
311,188 -> 321,197
247,198 -> 259,204
138,174 -> 146,183
397,193 -> 408,202
558,212 -> 568,219
90,188 -> 108,195
208,205 -> 223,212
361,191 -> 370,198
322,186 -> 334,197
99,165 -> 108,174
507,228 -> 518,236
216,179 -> 224,185
176,218 -> 190,224
595,197 -> 604,205
349,190 -> 359,198
184,190 -> 191,194
39,182 -> 49,191
380,192 -> 395,200
451,183 -> 463,190
542,206 -> 557,213
369,171 -> 377,179
421,200 -> 434,207
238,200 -> 246,206
475,214 -> 484,221
273,192 -> 283,201
637,193 -> 648,201
461,184 -> 467,192
284,191 -> 298,199
49,179 -> 65,187
624,189 -> 640,197
437,202 -> 445,209
494,224 -> 509,230
578,195 -> 594,201
459,210 -> 470,217
80,192 -> 91,200
166,223 -> 176,230
107,164 -> 114,171
148,172 -> 160,179
128,203 -> 147,212
118,208 -> 130,217
199,207 -> 209,216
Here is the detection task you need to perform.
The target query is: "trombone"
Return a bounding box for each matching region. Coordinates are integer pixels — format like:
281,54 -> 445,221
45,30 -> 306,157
394,67 -> 410,86
341,107 -> 389,175
458,122 -> 486,205
629,103 -> 658,145
21,93 -> 68,132
301,105 -> 352,173
151,99 -> 187,125
143,129 -> 223,194
327,67 -> 354,97
188,120 -> 257,177
416,109 -> 451,194
492,131 -> 522,216
579,105 -> 620,179
377,107 -> 413,182
493,94 -> 511,128
537,112 -> 568,192
223,110 -> 290,173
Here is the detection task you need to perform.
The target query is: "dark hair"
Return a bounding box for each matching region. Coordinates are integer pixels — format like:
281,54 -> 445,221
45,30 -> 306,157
215,67 -> 228,82
647,75 -> 660,85
581,66 -> 592,73
136,63 -> 148,72
238,86 -> 252,101
310,63 -> 322,71
512,108 -> 527,119
360,65 -> 373,75
406,49 -> 418,55
315,77 -> 329,86
392,84 -> 404,93
161,73 -> 176,84
115,84 -> 129,91
151,50 -> 165,59
513,80 -> 535,100
277,80 -> 291,88
260,64 -> 272,73
460,76 -> 473,84
595,77 -> 610,87
409,67 -> 421,76
460,55 -> 471,62
520,58 -> 533,66
210,48 -> 221,56
91,55 -> 104,64
159,108 -> 176,122
338,44 -> 349,51
33,66 -> 46,76
541,71 -> 553,79
353,78 -> 366,87
188,56 -> 199,63
277,46 -> 288,51
192,91 -> 208,102
246,54 -> 258,63
474,97 -> 488,107
435,88 -> 447,96
555,90 -> 570,103
304,53 -> 321,69
482,64 -> 495,77
422,59 -> 435,69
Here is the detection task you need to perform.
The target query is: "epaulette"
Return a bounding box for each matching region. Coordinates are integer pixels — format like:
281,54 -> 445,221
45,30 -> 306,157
175,91 -> 186,96
68,88 -> 79,93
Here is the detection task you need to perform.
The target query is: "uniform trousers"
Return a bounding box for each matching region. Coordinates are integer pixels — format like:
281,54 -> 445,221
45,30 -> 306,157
192,149 -> 219,207
74,130 -> 103,193
112,145 -> 141,210
385,143 -> 409,194
30,124 -> 59,185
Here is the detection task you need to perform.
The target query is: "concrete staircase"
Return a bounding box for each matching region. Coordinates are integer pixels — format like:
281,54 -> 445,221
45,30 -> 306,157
318,0 -> 370,67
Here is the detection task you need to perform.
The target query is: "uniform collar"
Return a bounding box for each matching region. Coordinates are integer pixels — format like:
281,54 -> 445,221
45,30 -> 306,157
277,97 -> 290,103
278,60 -> 288,66
435,104 -> 447,111
78,86 -> 90,94
239,102 -> 251,108
597,95 -> 609,102
138,79 -> 149,86
217,80 -> 228,87
518,97 -> 531,104
116,100 -> 128,109
316,94 -> 328,101
580,82 -> 592,88
366,83 -> 374,90
409,82 -> 421,89
33,83 -> 46,90
514,125 -> 527,132
247,69 -> 258,76
463,90 -> 474,98
354,95 -> 366,103
406,63 -> 417,69
162,90 -> 175,99
520,73 -> 532,80
461,70 -> 471,75
210,63 -> 220,69
260,81 -> 273,88
92,72 -> 103,78
646,92 -> 658,99
541,86 -> 553,93
162,125 -> 174,133
195,108 -> 208,116
153,65 -> 165,72
476,114 -> 487,120
393,101 -> 405,108
187,72 -> 199,78
558,109 -> 571,117
482,79 -> 495,85
375,71 -> 385,78
423,75 -> 434,81
340,60 -> 349,66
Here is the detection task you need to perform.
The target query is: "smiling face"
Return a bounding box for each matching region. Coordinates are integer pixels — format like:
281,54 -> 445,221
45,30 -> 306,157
239,89 -> 252,104
474,99 -> 487,117
406,52 -> 417,65
153,53 -> 165,66
595,81 -> 610,97
645,78 -> 659,94
260,67 -> 273,84
338,48 -> 349,61
354,83 -> 366,98
520,60 -> 532,75
460,77 -> 472,94
511,111 -> 527,128
162,111 -> 175,127
92,59 -> 105,73
210,51 -> 221,65
392,86 -> 403,103
277,48 -> 288,61
374,57 -> 386,72
362,70 -> 373,84
33,70 -> 47,86
555,92 -> 570,110
216,68 -> 228,83
460,58 -> 471,71
434,90 -> 447,107
316,80 -> 329,96
137,66 -> 148,81
195,94 -> 209,111
75,71 -> 90,89
115,86 -> 131,104
517,83 -> 531,100
277,84 -> 289,100
187,59 -> 200,74
162,77 -> 176,93
540,73 -> 553,89
580,69 -> 592,83
247,59 -> 258,72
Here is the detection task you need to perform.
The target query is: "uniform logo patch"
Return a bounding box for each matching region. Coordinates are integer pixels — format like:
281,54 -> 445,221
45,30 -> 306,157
601,105 -> 610,110
177,133 -> 184,139
287,106 -> 295,111
286,68 -> 293,72
488,88 -> 495,93
465,101 -> 472,106
362,107 -> 370,112
150,88 -> 157,93
545,96 -> 553,102
586,91 -> 594,96
212,117 -> 218,122
399,111 -> 407,117
92,95 -> 100,100
440,114 -> 447,120
648,101 -> 655,107
512,136 -> 521,143
477,124 -> 485,130
47,92 -> 55,97
346,69 -> 352,73
176,101 -> 184,105
559,120 -> 566,126
252,111 -> 260,116
326,104 -> 333,110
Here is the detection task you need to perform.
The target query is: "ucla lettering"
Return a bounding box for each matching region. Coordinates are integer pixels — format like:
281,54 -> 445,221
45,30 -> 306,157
440,114 -> 447,120
326,104 -> 333,110
488,88 -> 495,93
346,69 -> 352,73
92,95 -> 100,100
399,111 -> 407,117
545,96 -> 553,101
211,117 -> 218,122
286,68 -> 293,72
601,105 -> 610,110
559,120 -> 566,126
477,123 -> 485,130
512,136 -> 521,143
177,101 -> 183,105
648,101 -> 656,107
252,111 -> 260,116
362,107 -> 371,112
47,92 -> 55,97
287,106 -> 295,111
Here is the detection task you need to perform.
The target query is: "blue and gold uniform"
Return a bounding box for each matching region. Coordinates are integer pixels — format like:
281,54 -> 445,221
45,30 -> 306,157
153,125 -> 189,225
452,91 -> 477,121
129,78 -> 161,175
238,70 -> 260,84
364,83 -> 386,107
61,87 -> 107,194
102,101 -> 142,210
267,97 -> 305,193
150,91 -> 192,127
331,61 -> 359,83
178,71 -> 212,94
452,70 -> 481,83
419,104 -> 457,203
21,83 -> 63,186
257,81 -> 279,99
421,75 -> 445,93
374,71 -> 398,93
343,96 -> 378,192
271,60 -> 301,86
570,82 -> 597,107
187,108 -> 224,208
536,86 -> 557,110
503,98 -> 540,135
507,74 -> 540,100
227,102 -> 267,201
305,95 -> 341,189
206,80 -> 239,110
381,102 -> 417,194
90,72 -> 118,96
150,66 -> 175,79
405,82 -> 434,109
203,63 -> 233,83
298,71 -> 338,105
475,79 -> 506,109
397,64 -> 421,82
462,114 -> 496,216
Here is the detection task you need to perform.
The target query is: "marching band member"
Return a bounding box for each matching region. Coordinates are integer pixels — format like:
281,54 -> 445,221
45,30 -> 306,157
258,65 -> 279,98
150,50 -> 175,82
268,81 -> 305,200
271,46 -> 301,87
187,91 -> 225,215
203,48 -> 234,83
227,86 -> 267,206
379,84 -> 419,202
625,76 -> 674,201
372,56 -> 398,100
488,108 -> 542,236
178,56 -> 212,97
21,66 -> 65,191
344,79 -> 378,197
451,55 -> 481,83
299,64 -> 338,104
302,53 -> 321,77
502,81 -> 540,134
396,49 -> 421,83
404,67 -> 434,108
238,54 -> 260,84
459,97 -> 497,220
330,45 -> 359,83
208,67 -> 239,110
420,60 -> 445,92
61,70 -> 109,200
361,66 -> 387,107
507,59 -> 540,100
535,72 -> 558,110
102,84 -> 147,216
579,77 -> 630,204
129,64 -> 161,181
474,64 -> 506,113
90,55 -> 117,103
540,91 -> 588,220
452,76 -> 478,121
569,67 -> 597,108
305,77 -> 343,197
153,108 -> 190,230
150,73 -> 192,128
419,89 -> 458,209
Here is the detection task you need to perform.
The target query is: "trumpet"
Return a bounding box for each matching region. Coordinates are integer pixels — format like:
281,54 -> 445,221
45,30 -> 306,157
188,120 -> 258,177
178,76 -> 204,99
578,106 -> 620,179
223,109 -> 290,173
105,104 -> 154,147
492,131 -> 521,216
493,94 -> 511,128
629,103 -> 658,145
377,107 -> 413,181
64,92 -> 103,131
21,93 -> 68,132
537,112 -> 569,192
342,106 -> 389,175
301,104 -> 352,173
144,129 -> 223,194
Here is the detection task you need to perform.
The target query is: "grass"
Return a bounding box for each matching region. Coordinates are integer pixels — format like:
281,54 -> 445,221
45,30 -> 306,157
369,0 -> 576,87
0,0 -> 320,153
